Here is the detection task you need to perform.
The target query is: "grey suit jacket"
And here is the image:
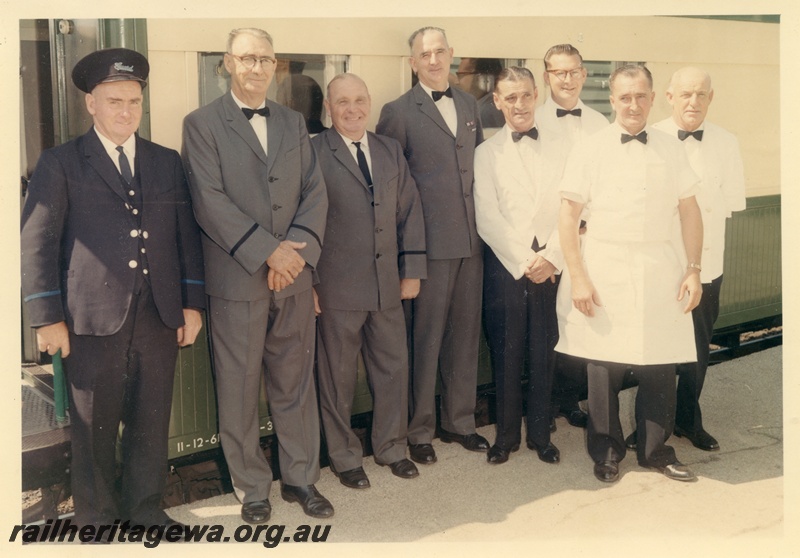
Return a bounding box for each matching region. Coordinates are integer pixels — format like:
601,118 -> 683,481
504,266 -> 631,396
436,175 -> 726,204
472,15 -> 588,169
376,83 -> 483,261
312,129 -> 426,312
182,92 -> 328,301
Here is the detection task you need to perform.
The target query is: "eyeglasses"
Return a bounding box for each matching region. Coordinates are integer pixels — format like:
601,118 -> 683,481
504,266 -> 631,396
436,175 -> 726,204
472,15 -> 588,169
546,68 -> 585,81
228,54 -> 277,70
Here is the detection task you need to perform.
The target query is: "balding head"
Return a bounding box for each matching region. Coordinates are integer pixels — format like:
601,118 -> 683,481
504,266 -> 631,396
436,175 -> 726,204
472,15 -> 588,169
325,73 -> 371,141
668,66 -> 712,95
665,66 -> 714,132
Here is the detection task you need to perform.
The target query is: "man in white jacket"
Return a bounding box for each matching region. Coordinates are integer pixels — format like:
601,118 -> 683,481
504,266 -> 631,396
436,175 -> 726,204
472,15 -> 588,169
652,67 -> 745,451
474,67 -> 569,465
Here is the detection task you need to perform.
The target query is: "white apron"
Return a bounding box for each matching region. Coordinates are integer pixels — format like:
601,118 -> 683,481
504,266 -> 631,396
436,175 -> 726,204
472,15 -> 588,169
555,125 -> 698,366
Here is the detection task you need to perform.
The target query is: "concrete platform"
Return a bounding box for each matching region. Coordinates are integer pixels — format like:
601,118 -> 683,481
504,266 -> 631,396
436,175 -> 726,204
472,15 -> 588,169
164,346 -> 792,556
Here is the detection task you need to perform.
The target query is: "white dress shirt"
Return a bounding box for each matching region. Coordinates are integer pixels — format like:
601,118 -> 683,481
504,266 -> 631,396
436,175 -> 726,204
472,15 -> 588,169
95,127 -> 136,177
338,130 -> 373,178
536,96 -> 609,144
232,91 -> 269,156
420,82 -> 457,135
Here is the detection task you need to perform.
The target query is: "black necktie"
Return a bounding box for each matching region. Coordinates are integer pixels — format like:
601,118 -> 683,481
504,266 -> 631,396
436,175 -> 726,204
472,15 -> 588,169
116,146 -> 133,184
621,131 -> 647,145
512,128 -> 539,142
678,129 -> 703,141
556,108 -> 582,117
242,106 -> 270,120
352,142 -> 372,186
431,88 -> 453,102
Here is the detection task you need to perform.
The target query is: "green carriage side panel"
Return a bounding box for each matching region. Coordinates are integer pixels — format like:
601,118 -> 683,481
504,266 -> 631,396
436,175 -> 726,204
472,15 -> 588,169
715,195 -> 782,330
167,318 -> 275,459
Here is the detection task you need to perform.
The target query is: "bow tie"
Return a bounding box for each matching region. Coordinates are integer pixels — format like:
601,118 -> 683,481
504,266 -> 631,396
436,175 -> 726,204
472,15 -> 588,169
678,129 -> 703,141
512,127 -> 539,142
242,106 -> 270,120
621,131 -> 647,144
556,108 -> 582,117
431,88 -> 453,102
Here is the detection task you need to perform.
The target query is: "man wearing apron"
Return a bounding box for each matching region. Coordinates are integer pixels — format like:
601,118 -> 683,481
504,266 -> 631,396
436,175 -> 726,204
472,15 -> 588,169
556,64 -> 704,483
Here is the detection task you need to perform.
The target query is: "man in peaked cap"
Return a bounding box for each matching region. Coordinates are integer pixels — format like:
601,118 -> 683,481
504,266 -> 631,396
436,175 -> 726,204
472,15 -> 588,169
21,47 -> 205,537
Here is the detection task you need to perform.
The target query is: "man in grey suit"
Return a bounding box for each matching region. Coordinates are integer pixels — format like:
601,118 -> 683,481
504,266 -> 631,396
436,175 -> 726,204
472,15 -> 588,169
312,73 -> 426,489
377,26 -> 488,465
182,27 -> 332,522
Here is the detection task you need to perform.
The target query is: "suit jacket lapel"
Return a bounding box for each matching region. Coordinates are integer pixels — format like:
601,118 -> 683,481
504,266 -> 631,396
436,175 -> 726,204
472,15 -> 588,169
222,93 -> 270,168
412,84 -> 454,138
135,135 -> 156,204
81,129 -> 129,203
327,130 -> 372,192
265,100 -> 285,175
452,89 -> 470,139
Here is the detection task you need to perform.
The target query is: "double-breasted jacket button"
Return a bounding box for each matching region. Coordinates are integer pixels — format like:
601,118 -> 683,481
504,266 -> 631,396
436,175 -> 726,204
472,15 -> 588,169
142,231 -> 149,239
130,230 -> 139,237
128,260 -> 138,269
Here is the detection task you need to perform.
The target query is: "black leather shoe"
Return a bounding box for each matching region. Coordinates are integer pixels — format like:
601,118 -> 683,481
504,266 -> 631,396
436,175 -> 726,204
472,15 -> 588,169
558,407 -> 589,428
333,466 -> 370,489
625,431 -> 638,450
439,430 -> 490,452
382,458 -> 419,479
241,499 -> 272,524
649,461 -> 697,482
594,460 -> 620,482
674,426 -> 720,451
280,484 -> 334,518
487,443 -> 520,464
409,443 -> 437,464
526,440 -> 560,464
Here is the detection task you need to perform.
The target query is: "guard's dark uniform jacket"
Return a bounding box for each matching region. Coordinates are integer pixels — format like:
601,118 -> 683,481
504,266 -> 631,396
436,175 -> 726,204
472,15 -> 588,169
21,128 -> 206,332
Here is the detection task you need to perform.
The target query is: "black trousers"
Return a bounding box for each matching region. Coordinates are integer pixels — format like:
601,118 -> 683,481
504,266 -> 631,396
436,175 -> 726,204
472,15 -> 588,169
483,248 -> 558,449
676,275 -> 722,433
587,360 -> 677,468
551,353 -> 588,415
63,279 -> 178,527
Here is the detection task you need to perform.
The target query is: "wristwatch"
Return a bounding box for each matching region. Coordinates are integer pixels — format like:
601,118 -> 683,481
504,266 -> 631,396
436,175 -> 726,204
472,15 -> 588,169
687,262 -> 702,272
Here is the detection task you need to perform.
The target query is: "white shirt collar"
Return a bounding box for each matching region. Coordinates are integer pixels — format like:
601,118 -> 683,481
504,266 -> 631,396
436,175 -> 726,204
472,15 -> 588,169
338,130 -> 368,148
94,126 -> 136,162
230,90 -> 267,110
419,81 -> 451,100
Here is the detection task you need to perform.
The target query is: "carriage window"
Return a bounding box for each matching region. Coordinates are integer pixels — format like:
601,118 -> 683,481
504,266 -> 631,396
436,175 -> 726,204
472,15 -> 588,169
198,52 -> 347,134
581,60 -> 615,119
